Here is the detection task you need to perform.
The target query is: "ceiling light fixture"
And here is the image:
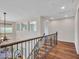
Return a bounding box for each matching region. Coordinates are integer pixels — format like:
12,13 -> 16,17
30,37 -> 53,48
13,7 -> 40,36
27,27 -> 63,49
61,6 -> 65,9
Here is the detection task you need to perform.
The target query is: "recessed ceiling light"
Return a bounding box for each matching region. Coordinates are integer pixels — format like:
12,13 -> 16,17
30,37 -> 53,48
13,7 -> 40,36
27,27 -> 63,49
61,6 -> 65,9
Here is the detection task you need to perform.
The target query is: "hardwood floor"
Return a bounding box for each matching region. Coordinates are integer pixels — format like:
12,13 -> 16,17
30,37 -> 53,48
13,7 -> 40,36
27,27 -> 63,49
46,41 -> 79,59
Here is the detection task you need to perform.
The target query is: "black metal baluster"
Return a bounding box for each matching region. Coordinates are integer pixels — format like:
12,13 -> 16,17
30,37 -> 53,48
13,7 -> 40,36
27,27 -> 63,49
36,39 -> 38,58
17,43 -> 18,50
54,34 -> 56,46
11,45 -> 13,59
25,42 -> 27,59
45,36 -> 47,59
34,39 -> 35,59
35,39 -> 38,59
5,47 -> 7,59
30,41 -> 31,59
50,36 -> 52,46
33,40 -> 35,59
38,39 -> 40,59
16,44 -> 18,59
21,43 -> 23,59
28,41 -> 29,59
44,35 -> 46,42
56,32 -> 58,45
28,41 -> 30,59
31,40 -> 32,59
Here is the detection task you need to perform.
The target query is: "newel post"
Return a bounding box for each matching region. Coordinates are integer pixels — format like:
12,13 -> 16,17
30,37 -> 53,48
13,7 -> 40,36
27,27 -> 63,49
56,32 -> 58,45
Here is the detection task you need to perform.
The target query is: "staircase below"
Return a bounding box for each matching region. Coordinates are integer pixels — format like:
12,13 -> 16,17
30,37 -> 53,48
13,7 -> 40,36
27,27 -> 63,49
35,41 -> 79,59
35,43 -> 53,59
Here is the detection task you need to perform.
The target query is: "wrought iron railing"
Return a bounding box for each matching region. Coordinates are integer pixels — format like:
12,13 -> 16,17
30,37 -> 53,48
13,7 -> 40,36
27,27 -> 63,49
0,32 -> 58,59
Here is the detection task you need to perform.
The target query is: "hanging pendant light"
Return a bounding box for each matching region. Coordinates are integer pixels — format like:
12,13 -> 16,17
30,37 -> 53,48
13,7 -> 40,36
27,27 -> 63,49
0,12 -> 8,44
3,12 -> 8,41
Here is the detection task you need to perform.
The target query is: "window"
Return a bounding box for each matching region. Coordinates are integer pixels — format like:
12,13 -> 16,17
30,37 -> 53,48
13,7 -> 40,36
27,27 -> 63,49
21,23 -> 27,31
0,27 -> 13,33
30,21 -> 37,32
16,23 -> 28,31
0,24 -> 13,34
16,21 -> 37,32
17,24 -> 20,31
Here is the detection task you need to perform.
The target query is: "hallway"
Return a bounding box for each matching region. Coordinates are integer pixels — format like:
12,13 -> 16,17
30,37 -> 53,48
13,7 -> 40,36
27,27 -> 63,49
0,0 -> 79,59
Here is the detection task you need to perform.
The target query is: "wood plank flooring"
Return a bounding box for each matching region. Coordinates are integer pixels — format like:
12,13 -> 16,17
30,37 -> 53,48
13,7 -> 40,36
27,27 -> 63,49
45,41 -> 79,59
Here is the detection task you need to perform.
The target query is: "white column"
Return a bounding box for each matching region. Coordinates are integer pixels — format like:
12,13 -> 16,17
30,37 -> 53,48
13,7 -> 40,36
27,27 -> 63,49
75,4 -> 79,54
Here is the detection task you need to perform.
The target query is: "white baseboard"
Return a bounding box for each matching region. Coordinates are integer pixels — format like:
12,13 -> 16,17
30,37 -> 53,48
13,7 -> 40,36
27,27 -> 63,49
58,39 -> 75,43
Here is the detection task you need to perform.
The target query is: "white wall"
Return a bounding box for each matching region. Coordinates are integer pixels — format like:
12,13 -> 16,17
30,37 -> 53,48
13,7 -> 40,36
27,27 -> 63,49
39,17 -> 50,35
16,17 -> 43,40
49,17 -> 75,43
75,4 -> 79,54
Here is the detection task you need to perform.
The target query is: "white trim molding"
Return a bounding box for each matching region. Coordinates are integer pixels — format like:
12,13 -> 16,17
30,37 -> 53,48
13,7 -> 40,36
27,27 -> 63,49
75,4 -> 79,54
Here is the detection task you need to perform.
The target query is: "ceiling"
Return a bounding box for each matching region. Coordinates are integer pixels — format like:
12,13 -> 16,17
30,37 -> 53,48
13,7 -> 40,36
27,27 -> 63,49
0,0 -> 78,21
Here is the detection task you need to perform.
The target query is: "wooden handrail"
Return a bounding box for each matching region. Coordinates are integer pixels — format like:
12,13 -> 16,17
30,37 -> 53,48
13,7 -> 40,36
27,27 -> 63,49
0,33 -> 56,48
